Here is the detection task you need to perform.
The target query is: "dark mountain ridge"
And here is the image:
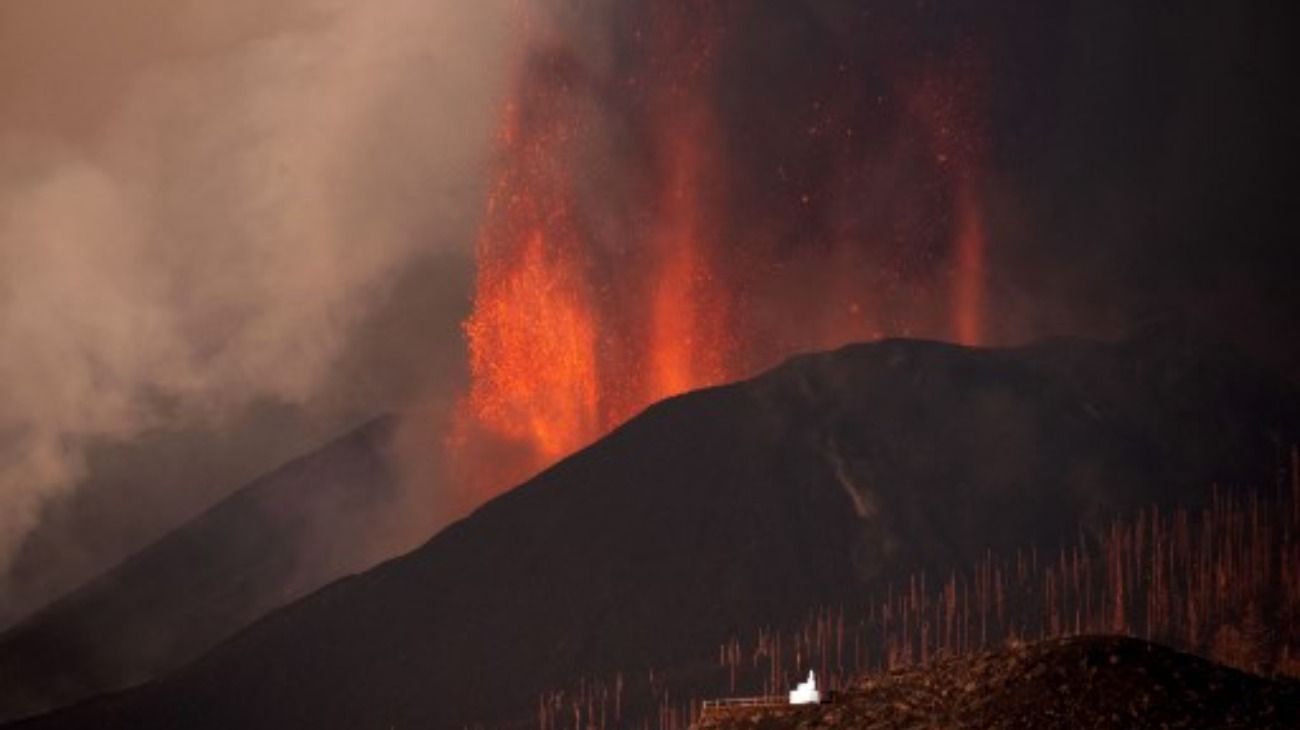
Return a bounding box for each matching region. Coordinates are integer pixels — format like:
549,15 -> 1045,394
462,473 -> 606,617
13,331 -> 1300,728
0,417 -> 406,723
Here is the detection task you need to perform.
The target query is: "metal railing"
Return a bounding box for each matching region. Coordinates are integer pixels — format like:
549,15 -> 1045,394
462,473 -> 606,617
699,696 -> 787,710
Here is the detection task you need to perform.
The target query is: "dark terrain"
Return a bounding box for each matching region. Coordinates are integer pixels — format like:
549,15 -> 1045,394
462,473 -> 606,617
0,418 -> 404,723
10,329 -> 1300,728
698,635 -> 1300,729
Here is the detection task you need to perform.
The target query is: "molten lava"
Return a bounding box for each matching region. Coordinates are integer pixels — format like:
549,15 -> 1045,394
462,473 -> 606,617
952,183 -> 987,346
464,228 -> 598,461
454,70 -> 605,491
644,101 -> 733,404
908,53 -> 991,347
453,6 -> 994,496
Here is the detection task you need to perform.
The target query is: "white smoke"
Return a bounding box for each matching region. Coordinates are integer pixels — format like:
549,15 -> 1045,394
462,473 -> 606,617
0,0 -> 516,593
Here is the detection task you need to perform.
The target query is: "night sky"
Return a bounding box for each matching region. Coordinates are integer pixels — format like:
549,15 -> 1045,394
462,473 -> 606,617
668,1 -> 1297,371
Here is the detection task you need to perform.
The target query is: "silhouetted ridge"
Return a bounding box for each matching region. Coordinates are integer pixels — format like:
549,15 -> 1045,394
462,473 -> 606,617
11,333 -> 1300,728
0,417 -> 402,723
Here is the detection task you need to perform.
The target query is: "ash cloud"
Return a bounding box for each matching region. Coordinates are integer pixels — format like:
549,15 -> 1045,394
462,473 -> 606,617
0,0 -> 515,622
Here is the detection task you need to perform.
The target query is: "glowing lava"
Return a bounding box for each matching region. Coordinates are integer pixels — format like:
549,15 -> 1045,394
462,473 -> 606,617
454,62 -> 605,491
908,53 -> 991,347
452,25 -> 737,494
452,8 -> 994,497
644,91 -> 733,403
952,182 -> 987,347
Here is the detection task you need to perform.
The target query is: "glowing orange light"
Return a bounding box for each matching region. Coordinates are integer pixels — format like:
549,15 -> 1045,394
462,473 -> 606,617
451,13 -> 994,498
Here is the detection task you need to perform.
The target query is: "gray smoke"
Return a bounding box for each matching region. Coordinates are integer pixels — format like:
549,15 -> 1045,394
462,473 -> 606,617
0,0 -> 515,621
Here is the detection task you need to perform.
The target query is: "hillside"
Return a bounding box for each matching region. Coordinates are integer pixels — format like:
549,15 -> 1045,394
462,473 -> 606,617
0,418 -> 406,723
12,330 -> 1300,728
697,635 -> 1300,729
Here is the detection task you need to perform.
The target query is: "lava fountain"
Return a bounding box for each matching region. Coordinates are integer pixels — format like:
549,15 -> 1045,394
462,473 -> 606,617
452,4 -> 992,496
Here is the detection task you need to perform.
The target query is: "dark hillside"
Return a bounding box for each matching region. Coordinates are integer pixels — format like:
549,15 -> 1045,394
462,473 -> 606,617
698,636 -> 1300,729
14,332 -> 1300,728
0,418 -> 404,723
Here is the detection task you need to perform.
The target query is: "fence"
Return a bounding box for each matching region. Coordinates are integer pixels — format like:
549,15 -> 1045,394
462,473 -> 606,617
699,695 -> 786,711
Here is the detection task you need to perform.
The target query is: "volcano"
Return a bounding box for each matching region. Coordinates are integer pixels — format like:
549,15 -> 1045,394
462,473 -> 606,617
9,330 -> 1300,729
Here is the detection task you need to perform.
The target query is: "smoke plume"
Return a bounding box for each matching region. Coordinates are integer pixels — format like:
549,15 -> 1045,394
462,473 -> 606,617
0,0 -> 515,621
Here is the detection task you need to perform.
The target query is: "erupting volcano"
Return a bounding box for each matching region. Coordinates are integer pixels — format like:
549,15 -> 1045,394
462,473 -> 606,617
454,5 -> 993,494
4,3 -> 1297,729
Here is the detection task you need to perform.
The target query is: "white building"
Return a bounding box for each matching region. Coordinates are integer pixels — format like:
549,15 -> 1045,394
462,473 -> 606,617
788,670 -> 820,705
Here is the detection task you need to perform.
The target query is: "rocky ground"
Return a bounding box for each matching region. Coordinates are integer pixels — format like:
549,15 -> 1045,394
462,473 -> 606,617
696,636 -> 1300,729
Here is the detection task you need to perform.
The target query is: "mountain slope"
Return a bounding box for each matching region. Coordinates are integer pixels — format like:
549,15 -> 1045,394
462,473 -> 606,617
14,331 -> 1300,728
0,417 -> 406,723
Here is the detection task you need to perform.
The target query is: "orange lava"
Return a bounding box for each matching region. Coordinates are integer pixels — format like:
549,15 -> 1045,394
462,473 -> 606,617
463,228 -> 599,462
453,19 -> 739,496
953,181 -> 986,346
454,74 -> 605,491
645,109 -> 733,403
909,54 -> 990,346
452,14 -> 993,497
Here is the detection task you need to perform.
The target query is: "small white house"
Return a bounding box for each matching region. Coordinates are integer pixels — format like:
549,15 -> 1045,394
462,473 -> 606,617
788,670 -> 820,705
